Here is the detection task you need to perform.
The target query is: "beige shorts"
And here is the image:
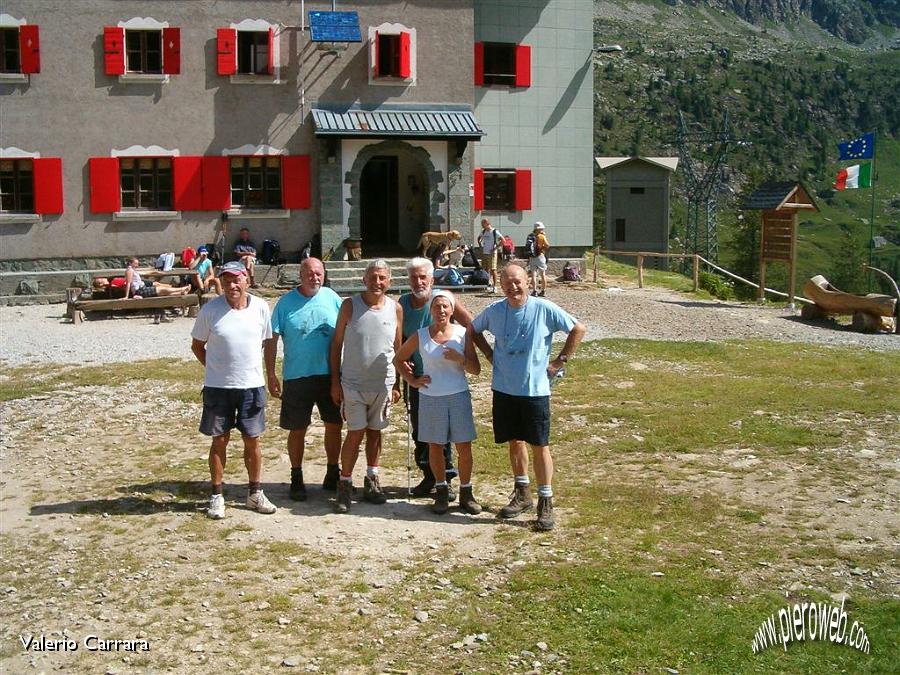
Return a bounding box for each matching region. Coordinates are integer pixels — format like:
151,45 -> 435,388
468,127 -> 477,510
481,252 -> 497,271
341,386 -> 392,431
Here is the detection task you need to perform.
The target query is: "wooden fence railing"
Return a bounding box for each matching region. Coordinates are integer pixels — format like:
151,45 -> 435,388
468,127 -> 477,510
591,248 -> 811,304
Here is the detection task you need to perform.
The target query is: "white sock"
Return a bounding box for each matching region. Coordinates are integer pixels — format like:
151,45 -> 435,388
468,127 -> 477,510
537,485 -> 553,498
366,466 -> 379,478
435,481 -> 448,488
460,482 -> 472,489
515,475 -> 530,486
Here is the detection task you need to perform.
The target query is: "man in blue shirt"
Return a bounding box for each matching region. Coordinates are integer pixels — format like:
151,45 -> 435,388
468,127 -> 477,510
472,265 -> 585,530
264,258 -> 344,500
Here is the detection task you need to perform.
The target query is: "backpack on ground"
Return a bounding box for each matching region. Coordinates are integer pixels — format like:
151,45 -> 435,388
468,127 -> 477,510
469,267 -> 490,285
525,233 -> 538,259
461,247 -> 478,268
260,239 -> 281,265
443,267 -> 465,286
562,261 -> 582,282
155,252 -> 175,271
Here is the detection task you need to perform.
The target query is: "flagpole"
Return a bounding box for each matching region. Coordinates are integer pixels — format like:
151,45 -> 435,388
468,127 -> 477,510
868,130 -> 877,288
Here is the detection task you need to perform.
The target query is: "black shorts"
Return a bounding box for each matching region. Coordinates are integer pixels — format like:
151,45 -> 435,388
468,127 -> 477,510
491,390 -> 551,447
280,375 -> 342,429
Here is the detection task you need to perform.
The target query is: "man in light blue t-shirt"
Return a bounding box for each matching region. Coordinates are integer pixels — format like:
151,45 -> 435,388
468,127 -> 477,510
264,258 -> 344,501
472,264 -> 585,531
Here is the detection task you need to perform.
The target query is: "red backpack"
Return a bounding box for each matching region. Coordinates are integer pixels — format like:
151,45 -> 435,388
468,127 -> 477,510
501,236 -> 515,254
180,247 -> 196,268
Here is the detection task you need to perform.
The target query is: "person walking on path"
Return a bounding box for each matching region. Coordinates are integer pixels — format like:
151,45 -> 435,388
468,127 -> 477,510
191,261 -> 276,520
330,260 -> 403,513
526,222 -> 550,297
264,258 -> 344,501
477,218 -> 501,293
395,291 -> 482,515
471,265 -> 585,530
398,257 -> 490,499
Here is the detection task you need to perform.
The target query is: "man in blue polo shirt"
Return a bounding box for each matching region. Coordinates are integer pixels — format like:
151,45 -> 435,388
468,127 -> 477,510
472,264 -> 585,531
264,257 -> 344,500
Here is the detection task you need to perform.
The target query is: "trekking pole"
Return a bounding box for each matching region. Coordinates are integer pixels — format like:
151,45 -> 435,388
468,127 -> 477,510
403,381 -> 412,500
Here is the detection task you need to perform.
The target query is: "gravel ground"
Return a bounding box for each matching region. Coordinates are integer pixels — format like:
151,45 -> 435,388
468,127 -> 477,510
0,282 -> 896,367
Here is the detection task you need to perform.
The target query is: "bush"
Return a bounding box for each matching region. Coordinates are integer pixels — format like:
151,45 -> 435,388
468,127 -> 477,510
699,271 -> 735,300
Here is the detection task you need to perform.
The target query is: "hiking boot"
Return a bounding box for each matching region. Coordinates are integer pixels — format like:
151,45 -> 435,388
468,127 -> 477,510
411,473 -> 435,498
535,496 -> 555,531
498,483 -> 533,519
322,464 -> 340,491
363,475 -> 388,504
335,480 -> 352,514
431,485 -> 450,514
459,486 -> 483,515
246,490 -> 277,514
289,470 -> 307,501
207,493 -> 225,520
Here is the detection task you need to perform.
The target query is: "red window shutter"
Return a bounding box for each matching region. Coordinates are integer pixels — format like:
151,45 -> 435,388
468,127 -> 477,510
473,168 -> 484,211
216,28 -> 237,76
163,27 -> 180,74
281,156 -> 311,209
399,32 -> 411,78
514,168 -> 532,211
32,158 -> 63,214
473,42 -> 484,86
373,31 -> 379,77
514,44 -> 531,87
19,25 -> 40,74
267,28 -> 275,74
201,156 -> 231,210
89,157 -> 120,213
103,26 -> 125,76
173,156 -> 203,211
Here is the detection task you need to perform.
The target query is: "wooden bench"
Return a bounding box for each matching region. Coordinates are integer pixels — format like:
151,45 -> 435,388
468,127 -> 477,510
67,289 -> 202,325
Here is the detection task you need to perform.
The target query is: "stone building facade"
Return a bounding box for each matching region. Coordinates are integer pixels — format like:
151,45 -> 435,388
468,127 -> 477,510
0,0 -> 593,267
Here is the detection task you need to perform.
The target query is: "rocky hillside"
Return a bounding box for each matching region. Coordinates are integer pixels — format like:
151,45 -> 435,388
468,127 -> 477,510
702,0 -> 900,44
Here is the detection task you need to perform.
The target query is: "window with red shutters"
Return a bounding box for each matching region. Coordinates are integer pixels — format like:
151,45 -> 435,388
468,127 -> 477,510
370,26 -> 415,82
476,42 -> 531,88
230,156 -> 281,208
125,30 -> 162,73
476,169 -> 532,212
0,28 -> 20,73
236,30 -> 270,75
0,159 -> 34,213
119,157 -> 172,210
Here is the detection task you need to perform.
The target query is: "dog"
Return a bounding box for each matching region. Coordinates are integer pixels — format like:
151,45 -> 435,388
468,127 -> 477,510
417,230 -> 461,256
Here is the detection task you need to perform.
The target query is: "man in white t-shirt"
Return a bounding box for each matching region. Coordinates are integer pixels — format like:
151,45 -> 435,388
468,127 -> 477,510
191,261 -> 276,519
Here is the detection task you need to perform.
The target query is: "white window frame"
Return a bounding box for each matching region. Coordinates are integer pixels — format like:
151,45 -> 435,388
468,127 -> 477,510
368,23 -> 416,86
230,19 -> 283,85
222,144 -> 290,218
0,13 -> 27,82
110,145 -> 180,221
117,17 -> 170,84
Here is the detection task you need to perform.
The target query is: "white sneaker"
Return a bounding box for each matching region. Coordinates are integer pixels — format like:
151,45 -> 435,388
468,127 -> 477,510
246,490 -> 277,514
207,493 -> 225,519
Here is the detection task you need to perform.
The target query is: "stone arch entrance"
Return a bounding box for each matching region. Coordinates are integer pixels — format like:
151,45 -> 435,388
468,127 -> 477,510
346,140 -> 445,252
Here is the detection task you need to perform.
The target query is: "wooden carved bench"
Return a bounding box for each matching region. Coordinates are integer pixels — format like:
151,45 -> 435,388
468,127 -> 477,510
66,289 -> 209,325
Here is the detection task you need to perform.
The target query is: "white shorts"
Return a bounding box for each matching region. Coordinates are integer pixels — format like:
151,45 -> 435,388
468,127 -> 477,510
341,386 -> 391,431
528,254 -> 547,272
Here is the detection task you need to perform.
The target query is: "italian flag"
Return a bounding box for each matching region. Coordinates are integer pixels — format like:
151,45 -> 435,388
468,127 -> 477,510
834,163 -> 872,190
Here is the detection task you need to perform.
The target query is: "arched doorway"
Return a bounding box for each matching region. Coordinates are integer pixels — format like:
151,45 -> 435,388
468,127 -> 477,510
346,140 -> 446,254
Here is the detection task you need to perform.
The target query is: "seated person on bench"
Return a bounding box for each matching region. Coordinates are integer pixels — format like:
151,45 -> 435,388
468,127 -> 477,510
189,246 -> 222,295
124,257 -> 192,299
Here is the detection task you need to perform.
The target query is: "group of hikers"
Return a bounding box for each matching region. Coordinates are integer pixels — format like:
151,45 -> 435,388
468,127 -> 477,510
190,227 -> 582,532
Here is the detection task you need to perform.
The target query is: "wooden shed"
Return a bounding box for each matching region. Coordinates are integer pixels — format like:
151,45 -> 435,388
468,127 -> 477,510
742,181 -> 819,305
595,156 -> 679,268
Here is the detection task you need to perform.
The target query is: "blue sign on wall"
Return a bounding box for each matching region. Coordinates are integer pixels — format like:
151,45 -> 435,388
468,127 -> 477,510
309,11 -> 362,43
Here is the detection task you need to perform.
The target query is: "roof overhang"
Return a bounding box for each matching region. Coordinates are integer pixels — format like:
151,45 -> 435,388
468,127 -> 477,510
312,104 -> 485,141
595,156 -> 679,172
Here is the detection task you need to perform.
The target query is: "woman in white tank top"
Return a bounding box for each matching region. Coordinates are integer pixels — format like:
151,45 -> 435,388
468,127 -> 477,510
394,291 -> 482,515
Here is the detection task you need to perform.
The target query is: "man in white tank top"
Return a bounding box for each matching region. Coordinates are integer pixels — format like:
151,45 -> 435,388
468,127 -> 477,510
329,260 -> 403,513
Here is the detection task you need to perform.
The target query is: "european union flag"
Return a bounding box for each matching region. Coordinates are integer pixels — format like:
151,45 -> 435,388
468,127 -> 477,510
837,132 -> 875,160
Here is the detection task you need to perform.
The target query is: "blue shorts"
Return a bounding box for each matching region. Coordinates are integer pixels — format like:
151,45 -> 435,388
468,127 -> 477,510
199,386 -> 266,438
